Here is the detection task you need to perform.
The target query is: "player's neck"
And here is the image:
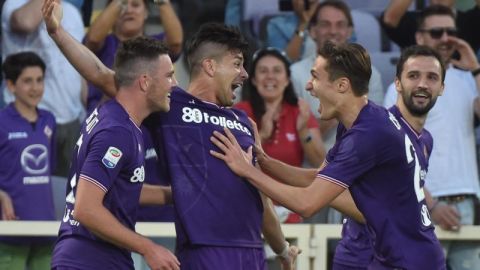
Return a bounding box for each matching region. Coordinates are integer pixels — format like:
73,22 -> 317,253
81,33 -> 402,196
116,94 -> 147,127
338,96 -> 368,129
188,80 -> 218,104
398,105 -> 426,134
13,100 -> 38,123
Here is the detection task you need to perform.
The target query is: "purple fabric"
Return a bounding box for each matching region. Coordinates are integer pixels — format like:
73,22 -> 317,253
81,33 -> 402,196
52,99 -> 144,269
145,88 -> 264,251
320,102 -> 444,269
0,104 -> 56,244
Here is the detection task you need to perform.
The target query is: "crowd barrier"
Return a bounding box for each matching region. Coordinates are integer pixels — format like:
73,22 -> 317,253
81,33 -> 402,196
1,221 -> 479,270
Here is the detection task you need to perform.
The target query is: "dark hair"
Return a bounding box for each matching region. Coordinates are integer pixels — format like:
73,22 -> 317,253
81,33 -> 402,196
417,5 -> 455,29
309,0 -> 354,28
396,45 -> 446,83
114,36 -> 170,88
2,51 -> 46,83
317,41 -> 371,96
243,48 -> 298,122
185,23 -> 249,77
107,0 -> 148,7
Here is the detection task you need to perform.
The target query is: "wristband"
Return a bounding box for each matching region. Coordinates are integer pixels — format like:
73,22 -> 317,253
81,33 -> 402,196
277,241 -> 290,260
472,67 -> 480,77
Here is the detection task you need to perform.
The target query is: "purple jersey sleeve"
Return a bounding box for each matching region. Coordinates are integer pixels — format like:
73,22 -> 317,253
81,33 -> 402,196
318,129 -> 381,188
80,127 -> 134,192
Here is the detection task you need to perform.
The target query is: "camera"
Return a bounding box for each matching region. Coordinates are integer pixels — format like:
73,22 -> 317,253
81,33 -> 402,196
279,0 -> 310,11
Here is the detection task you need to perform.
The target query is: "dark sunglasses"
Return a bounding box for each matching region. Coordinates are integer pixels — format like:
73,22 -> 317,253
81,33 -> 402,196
419,27 -> 458,39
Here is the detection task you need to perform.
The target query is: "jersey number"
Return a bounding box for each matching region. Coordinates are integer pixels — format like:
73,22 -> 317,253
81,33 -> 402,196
404,135 -> 425,202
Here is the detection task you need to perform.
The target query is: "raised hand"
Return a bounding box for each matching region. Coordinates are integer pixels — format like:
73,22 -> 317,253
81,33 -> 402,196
448,36 -> 480,71
296,98 -> 311,132
42,0 -> 63,34
210,128 -> 255,178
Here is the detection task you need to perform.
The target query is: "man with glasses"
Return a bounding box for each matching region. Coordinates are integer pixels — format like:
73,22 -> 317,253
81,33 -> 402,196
381,0 -> 480,54
384,5 -> 480,270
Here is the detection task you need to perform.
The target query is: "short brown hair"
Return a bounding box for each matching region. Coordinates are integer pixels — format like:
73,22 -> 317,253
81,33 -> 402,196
317,41 -> 371,96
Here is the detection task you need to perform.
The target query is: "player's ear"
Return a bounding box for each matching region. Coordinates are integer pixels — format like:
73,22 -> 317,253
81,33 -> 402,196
202,58 -> 216,77
394,77 -> 401,93
139,74 -> 149,92
336,77 -> 349,93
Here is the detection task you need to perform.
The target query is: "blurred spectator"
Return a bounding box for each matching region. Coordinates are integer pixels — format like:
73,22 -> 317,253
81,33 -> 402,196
291,0 -> 384,152
176,0 -> 226,38
381,0 -> 480,54
236,47 -> 325,224
0,52 -> 56,270
83,0 -> 183,114
224,0 -> 241,27
1,0 -> 85,177
384,6 -> 480,269
267,0 -> 320,62
64,0 -> 93,26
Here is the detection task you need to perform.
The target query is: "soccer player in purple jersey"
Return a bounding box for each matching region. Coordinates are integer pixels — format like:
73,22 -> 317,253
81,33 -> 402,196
43,1 -> 180,269
332,45 -> 447,270
0,52 -> 56,270
43,1 -> 300,269
210,42 -> 447,269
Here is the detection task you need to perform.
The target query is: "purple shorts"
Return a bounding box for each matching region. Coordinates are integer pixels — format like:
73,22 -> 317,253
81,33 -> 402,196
177,245 -> 266,270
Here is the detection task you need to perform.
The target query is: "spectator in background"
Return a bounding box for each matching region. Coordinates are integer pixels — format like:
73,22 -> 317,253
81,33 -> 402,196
267,0 -> 320,62
383,5 -> 480,269
291,0 -> 384,152
65,0 -> 93,27
381,0 -> 480,54
1,0 -> 85,177
0,52 -> 56,270
235,47 -> 325,224
83,0 -> 183,114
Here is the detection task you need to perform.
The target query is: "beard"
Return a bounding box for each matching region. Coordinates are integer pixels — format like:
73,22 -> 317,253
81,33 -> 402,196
402,89 -> 437,117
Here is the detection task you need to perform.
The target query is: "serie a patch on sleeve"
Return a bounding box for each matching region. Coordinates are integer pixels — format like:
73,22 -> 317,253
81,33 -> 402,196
102,146 -> 123,168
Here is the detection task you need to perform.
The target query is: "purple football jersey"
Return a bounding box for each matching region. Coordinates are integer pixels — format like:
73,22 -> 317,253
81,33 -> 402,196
0,104 -> 56,244
320,102 -> 444,269
145,88 -> 264,250
136,124 -> 175,222
52,99 -> 145,270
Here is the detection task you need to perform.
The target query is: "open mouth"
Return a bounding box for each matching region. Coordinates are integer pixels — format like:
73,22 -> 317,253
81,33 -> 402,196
231,83 -> 242,91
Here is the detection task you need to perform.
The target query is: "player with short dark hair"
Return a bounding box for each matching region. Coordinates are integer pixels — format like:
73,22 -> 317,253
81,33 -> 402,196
210,42 -> 446,269
43,1 -> 179,269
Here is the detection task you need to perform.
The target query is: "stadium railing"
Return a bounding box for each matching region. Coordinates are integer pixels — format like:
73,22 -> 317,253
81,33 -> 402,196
1,221 -> 479,270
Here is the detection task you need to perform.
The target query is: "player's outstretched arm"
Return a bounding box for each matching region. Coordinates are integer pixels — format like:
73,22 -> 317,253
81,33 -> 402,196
139,184 -> 172,205
211,128 -> 344,218
42,0 -> 116,97
74,178 -> 180,269
261,193 -> 301,270
249,118 -> 317,187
